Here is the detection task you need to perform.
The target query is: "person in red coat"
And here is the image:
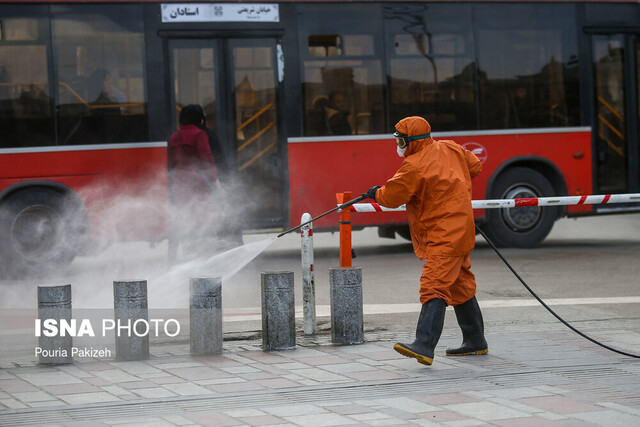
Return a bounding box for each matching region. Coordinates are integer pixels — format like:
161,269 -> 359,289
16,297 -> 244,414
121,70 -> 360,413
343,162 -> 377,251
168,104 -> 220,263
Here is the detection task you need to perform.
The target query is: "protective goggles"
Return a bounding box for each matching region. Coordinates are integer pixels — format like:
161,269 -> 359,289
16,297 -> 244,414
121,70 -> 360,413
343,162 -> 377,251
393,131 -> 432,149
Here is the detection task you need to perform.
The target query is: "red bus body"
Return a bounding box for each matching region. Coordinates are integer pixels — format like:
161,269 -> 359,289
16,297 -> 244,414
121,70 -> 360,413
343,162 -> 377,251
288,128 -> 593,229
0,127 -> 592,242
0,144 -> 168,242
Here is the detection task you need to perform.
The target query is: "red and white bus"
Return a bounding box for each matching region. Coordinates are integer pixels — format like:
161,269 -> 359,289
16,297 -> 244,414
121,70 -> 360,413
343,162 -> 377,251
1,0 -> 639,275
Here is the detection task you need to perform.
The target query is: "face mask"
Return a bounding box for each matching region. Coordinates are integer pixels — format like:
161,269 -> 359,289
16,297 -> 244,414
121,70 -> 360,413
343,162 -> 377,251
397,145 -> 407,157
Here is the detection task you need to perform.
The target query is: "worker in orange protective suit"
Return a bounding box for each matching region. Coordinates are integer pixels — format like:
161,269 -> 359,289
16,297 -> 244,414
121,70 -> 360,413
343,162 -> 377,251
362,116 -> 488,366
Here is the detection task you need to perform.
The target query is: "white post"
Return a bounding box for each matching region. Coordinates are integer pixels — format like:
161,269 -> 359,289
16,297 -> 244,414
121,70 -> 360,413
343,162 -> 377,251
301,213 -> 316,335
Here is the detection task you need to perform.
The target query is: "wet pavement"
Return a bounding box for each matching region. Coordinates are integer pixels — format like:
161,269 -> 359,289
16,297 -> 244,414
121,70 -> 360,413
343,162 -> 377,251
1,314 -> 639,426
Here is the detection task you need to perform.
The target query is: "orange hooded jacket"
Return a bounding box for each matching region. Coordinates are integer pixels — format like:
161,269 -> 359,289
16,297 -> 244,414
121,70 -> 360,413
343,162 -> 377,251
376,116 -> 482,258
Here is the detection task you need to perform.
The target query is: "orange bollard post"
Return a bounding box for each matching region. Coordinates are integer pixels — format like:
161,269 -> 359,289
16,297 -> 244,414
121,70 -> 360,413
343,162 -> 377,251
336,191 -> 352,268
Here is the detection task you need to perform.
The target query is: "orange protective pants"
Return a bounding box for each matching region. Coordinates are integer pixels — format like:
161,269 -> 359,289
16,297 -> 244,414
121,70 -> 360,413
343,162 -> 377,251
420,254 -> 477,306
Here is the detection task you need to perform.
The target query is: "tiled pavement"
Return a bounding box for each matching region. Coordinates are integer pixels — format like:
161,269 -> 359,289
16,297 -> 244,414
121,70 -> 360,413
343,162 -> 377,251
1,320 -> 640,426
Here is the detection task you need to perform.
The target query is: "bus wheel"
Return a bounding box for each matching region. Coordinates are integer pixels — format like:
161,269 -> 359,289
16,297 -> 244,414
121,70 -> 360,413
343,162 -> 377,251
482,167 -> 557,248
0,188 -> 79,277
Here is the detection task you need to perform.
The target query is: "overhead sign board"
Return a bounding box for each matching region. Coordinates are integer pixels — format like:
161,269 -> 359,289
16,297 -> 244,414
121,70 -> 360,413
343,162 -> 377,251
161,3 -> 279,23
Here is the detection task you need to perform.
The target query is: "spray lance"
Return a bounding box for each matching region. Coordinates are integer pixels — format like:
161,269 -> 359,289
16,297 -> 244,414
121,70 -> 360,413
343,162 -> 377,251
277,194 -> 367,238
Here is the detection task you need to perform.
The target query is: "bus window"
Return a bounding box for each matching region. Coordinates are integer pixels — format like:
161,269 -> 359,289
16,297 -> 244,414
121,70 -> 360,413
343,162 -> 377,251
51,5 -> 148,145
593,35 -> 628,194
474,4 -> 580,130
637,38 -> 640,190
309,35 -> 342,57
171,44 -> 218,128
385,3 -> 476,131
0,7 -> 54,148
299,5 -> 385,136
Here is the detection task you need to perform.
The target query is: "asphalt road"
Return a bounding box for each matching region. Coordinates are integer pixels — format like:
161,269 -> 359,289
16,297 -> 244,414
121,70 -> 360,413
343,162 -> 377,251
236,211 -> 640,332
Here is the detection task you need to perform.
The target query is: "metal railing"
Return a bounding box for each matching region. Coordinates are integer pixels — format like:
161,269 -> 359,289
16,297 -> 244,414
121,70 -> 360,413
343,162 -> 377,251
236,101 -> 277,172
0,81 -> 143,111
597,95 -> 625,157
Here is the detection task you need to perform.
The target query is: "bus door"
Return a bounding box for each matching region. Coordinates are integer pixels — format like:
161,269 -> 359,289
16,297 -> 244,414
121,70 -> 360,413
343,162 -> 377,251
168,37 -> 285,230
592,33 -> 640,196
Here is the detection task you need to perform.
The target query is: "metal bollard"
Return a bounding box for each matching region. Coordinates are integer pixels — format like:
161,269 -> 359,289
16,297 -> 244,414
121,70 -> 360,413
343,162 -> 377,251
261,271 -> 296,351
113,280 -> 149,361
300,213 -> 316,335
330,267 -> 364,344
190,277 -> 223,355
37,284 -> 73,365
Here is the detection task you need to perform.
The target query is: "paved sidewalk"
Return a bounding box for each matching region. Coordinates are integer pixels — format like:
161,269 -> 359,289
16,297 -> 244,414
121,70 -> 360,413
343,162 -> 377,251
1,319 -> 640,426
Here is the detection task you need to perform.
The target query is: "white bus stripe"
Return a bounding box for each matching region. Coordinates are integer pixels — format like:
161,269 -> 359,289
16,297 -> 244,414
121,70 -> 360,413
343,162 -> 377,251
0,141 -> 167,155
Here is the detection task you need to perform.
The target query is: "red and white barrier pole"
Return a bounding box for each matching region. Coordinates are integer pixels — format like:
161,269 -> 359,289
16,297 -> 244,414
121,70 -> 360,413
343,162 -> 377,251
345,193 -> 640,212
335,192 -> 640,267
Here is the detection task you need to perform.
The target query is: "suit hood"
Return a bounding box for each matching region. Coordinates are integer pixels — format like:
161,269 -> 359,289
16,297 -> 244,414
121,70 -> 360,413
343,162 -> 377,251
395,116 -> 433,156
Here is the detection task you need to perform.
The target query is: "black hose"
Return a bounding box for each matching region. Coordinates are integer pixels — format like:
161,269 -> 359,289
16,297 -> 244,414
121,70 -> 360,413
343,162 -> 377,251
277,194 -> 367,238
476,225 -> 640,359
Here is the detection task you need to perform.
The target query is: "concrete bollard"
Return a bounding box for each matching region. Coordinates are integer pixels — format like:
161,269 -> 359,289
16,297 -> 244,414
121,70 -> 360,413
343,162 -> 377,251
300,213 -> 316,335
330,267 -> 364,344
261,271 -> 296,351
190,277 -> 223,355
37,284 -> 73,365
113,280 -> 149,361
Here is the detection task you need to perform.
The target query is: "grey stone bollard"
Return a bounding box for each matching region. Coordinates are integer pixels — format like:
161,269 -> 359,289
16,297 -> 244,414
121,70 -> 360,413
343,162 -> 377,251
261,271 -> 296,351
330,267 -> 364,344
190,277 -> 223,355
37,284 -> 73,365
113,280 -> 149,361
